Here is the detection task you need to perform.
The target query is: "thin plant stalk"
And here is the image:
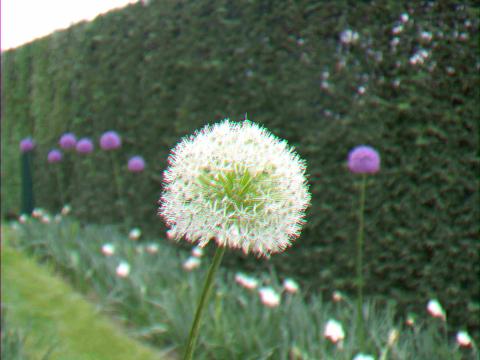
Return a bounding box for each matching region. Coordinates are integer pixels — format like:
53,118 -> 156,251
55,166 -> 65,207
109,152 -> 128,227
184,246 -> 226,360
356,173 -> 367,351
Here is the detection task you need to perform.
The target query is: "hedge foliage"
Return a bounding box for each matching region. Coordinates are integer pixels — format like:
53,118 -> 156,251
2,0 -> 479,334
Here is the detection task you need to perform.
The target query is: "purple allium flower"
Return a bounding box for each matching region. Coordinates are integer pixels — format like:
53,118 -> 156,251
47,149 -> 63,163
348,145 -> 380,174
59,133 -> 77,150
76,138 -> 94,154
20,137 -> 35,152
128,156 -> 146,173
100,131 -> 122,151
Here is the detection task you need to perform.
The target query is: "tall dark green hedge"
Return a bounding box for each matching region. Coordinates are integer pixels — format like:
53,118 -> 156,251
2,0 -> 479,335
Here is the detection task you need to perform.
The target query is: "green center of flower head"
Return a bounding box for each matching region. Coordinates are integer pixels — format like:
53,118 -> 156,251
196,164 -> 277,217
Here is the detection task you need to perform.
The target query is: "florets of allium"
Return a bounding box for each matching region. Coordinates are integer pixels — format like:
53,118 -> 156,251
76,138 -> 94,154
47,149 -> 63,163
100,131 -> 122,150
59,133 -> 77,149
128,156 -> 146,172
159,119 -> 311,256
20,137 -> 35,152
347,145 -> 380,174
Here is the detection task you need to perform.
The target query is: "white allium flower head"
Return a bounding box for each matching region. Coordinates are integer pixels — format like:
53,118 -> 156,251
183,256 -> 201,271
146,243 -> 159,254
159,119 -> 311,256
191,246 -> 204,258
102,243 -> 115,256
283,278 -> 299,293
129,227 -> 142,241
116,261 -> 130,278
235,273 -> 259,290
258,287 -> 281,307
427,299 -> 446,320
61,204 -> 72,216
353,354 -> 375,360
18,214 -> 28,224
324,319 -> 345,343
456,331 -> 472,347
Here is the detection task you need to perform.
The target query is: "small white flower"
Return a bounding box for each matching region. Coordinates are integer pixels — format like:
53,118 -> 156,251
400,13 -> 409,23
116,262 -> 130,278
41,215 -> 51,224
446,66 -> 455,75
235,273 -> 259,290
332,291 -> 344,302
61,204 -> 71,216
258,287 -> 281,307
183,257 -> 201,271
357,86 -> 366,95
353,354 -> 375,360
390,37 -> 400,47
297,38 -> 305,46
392,25 -> 404,35
32,208 -> 44,218
405,314 -> 415,326
18,214 -> 28,224
321,71 -> 330,79
340,29 -> 359,45
146,243 -> 159,254
456,331 -> 472,347
283,278 -> 299,293
129,227 -> 142,241
321,80 -> 330,90
324,319 -> 345,343
420,31 -> 433,42
458,32 -> 469,41
392,79 -> 401,88
191,246 -> 204,258
54,214 -> 62,223
101,243 -> 115,256
159,119 -> 311,256
427,299 -> 446,320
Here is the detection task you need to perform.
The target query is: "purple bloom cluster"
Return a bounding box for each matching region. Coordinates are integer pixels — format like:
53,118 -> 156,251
347,145 -> 381,174
48,149 -> 63,163
128,156 -> 146,173
76,138 -> 94,154
59,133 -> 77,150
20,137 -> 35,153
100,131 -> 122,151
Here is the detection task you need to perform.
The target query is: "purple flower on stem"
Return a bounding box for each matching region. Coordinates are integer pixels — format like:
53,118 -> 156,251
100,131 -> 122,151
20,137 -> 35,152
128,156 -> 146,173
348,145 -> 380,174
59,133 -> 77,150
48,149 -> 63,163
76,138 -> 94,154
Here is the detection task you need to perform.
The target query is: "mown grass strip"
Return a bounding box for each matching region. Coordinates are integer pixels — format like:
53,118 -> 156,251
1,232 -> 167,360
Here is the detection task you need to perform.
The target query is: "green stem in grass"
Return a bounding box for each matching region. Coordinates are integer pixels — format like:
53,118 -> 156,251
183,246 -> 226,360
110,151 -> 128,227
55,166 -> 65,207
356,173 -> 367,351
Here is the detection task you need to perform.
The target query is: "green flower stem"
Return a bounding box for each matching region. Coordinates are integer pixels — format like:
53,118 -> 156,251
184,245 -> 226,360
109,151 -> 128,227
55,166 -> 65,206
356,173 -> 367,351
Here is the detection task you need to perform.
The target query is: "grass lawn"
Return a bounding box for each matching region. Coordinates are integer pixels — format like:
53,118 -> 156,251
1,229 -> 169,360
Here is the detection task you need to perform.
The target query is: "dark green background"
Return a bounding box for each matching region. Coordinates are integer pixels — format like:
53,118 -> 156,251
2,0 -> 479,334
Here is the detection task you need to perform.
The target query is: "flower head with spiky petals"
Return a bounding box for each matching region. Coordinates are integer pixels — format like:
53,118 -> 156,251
159,119 -> 310,256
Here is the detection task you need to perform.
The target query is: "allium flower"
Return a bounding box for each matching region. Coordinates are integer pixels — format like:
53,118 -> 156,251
100,130 -> 122,151
400,13 -> 409,23
61,204 -> 72,216
20,137 -> 35,152
47,149 -> 63,163
159,120 -> 311,256
146,243 -> 159,254
59,133 -> 77,149
191,246 -> 204,258
348,145 -> 380,174
18,214 -> 28,223
405,314 -> 415,327
116,261 -> 130,277
101,243 -> 115,256
340,29 -> 360,45
32,208 -> 44,218
332,290 -> 345,302
456,331 -> 472,347
76,138 -> 94,154
128,156 -> 146,173
41,215 -> 51,224
129,227 -> 142,241
183,257 -> 201,271
258,287 -> 281,307
235,273 -> 259,290
427,299 -> 446,320
324,319 -> 345,343
353,354 -> 375,360
283,278 -> 299,293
